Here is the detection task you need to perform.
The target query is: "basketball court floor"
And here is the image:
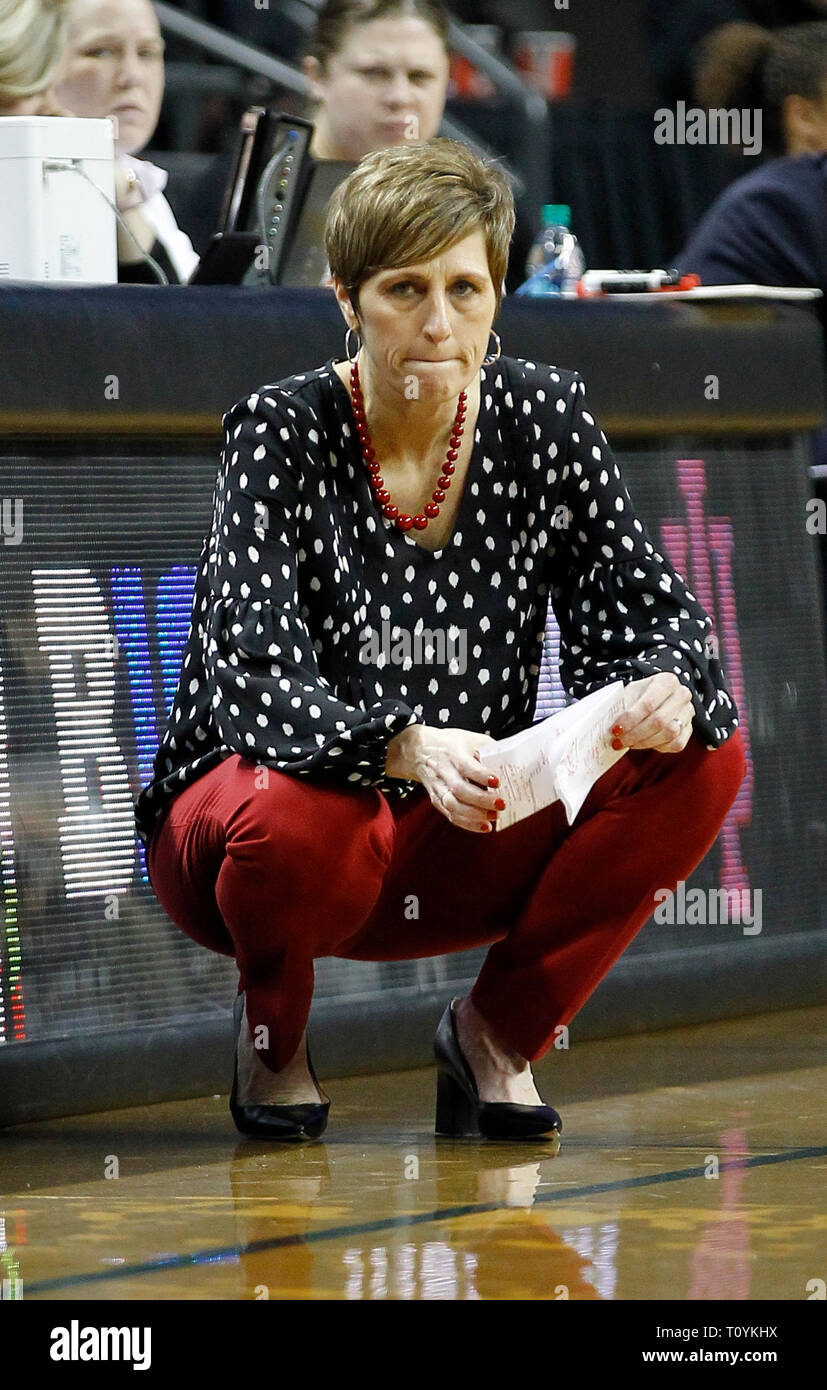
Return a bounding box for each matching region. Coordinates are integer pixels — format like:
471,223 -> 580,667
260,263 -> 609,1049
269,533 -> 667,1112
1,1006 -> 823,1301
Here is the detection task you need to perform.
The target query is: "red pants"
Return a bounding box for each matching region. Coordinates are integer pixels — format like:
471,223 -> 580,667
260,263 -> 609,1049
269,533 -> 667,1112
147,730 -> 746,1072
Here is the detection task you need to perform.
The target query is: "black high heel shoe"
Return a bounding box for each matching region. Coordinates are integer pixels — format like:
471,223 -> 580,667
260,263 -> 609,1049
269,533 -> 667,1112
434,997 -> 563,1142
229,991 -> 330,1140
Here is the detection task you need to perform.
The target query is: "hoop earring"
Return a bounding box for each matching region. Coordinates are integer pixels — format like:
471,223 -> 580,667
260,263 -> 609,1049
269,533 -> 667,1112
345,326 -> 361,362
484,330 -> 502,364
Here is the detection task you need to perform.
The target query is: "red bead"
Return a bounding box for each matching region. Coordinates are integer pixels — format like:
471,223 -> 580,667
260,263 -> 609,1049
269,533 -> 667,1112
350,360 -> 469,534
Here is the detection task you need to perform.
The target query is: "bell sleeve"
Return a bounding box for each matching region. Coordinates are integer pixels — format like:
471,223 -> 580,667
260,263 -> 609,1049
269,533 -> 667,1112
202,390 -> 421,785
546,374 -> 739,749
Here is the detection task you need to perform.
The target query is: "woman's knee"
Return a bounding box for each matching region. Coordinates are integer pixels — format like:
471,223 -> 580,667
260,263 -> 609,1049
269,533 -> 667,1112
147,816 -> 236,956
225,774 -> 396,900
686,725 -> 747,817
703,725 -> 746,785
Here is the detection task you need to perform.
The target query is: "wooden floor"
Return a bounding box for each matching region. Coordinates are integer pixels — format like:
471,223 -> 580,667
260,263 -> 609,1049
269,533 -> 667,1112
1,1006 -> 824,1301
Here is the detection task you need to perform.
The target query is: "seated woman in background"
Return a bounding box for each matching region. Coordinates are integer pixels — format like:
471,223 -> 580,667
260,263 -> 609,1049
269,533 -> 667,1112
0,0 -> 67,115
676,23 -> 827,295
302,0 -> 449,163
54,0 -> 198,283
303,0 -> 535,291
676,23 -> 827,584
169,0 -> 453,265
182,0 -> 535,291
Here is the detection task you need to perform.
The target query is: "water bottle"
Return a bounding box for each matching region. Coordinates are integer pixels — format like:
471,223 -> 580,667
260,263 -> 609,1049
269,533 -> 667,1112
517,203 -> 585,296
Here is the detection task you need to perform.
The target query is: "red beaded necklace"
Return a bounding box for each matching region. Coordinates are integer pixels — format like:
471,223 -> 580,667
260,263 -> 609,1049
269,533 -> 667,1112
349,358 -> 467,533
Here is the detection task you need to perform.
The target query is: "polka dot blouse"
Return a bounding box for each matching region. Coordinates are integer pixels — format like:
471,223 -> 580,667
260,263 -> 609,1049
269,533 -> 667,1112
134,355 -> 739,850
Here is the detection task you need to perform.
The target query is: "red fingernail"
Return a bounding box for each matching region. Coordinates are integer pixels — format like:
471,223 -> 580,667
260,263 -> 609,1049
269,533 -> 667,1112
487,775 -> 499,788
611,724 -> 623,736
482,822 -> 493,832
611,737 -> 623,750
494,798 -> 506,811
486,811 -> 498,822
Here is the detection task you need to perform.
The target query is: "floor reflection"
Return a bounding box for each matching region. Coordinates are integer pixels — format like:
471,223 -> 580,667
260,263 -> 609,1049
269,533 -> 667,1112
0,1007 -> 823,1300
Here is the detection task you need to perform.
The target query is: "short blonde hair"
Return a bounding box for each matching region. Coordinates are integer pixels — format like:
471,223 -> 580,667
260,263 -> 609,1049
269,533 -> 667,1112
0,0 -> 67,104
325,138 -> 515,315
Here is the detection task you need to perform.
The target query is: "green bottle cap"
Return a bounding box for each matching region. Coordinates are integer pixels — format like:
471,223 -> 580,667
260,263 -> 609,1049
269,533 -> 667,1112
541,203 -> 571,228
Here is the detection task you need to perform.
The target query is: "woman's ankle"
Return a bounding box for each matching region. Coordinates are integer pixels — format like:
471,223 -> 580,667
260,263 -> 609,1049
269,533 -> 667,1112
237,1007 -> 319,1103
458,995 -> 527,1073
454,996 -> 543,1105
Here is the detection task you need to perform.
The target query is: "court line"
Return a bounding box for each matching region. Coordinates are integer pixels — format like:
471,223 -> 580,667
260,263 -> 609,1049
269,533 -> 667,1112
21,1145 -> 826,1296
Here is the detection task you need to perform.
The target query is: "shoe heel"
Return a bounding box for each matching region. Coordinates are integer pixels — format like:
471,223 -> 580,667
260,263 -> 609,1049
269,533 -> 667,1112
435,1067 -> 481,1137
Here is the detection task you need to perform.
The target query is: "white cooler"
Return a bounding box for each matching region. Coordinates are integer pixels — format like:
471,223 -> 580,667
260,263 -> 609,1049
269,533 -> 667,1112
0,117 -> 117,285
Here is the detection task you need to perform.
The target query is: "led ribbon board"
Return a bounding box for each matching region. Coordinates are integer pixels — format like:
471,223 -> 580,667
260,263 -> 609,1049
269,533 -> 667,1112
0,442 -> 823,1046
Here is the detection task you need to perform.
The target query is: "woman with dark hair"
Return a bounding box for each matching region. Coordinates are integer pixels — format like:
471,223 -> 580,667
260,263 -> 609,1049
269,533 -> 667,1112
136,137 -> 746,1144
677,24 -> 827,289
181,0 -> 452,262
645,0 -> 827,107
677,24 -> 827,614
694,19 -> 827,158
182,0 -> 534,290
302,0 -> 450,161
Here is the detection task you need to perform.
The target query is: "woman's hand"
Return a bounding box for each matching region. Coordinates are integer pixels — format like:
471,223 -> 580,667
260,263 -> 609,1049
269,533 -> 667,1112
611,673 -> 695,754
114,161 -> 135,207
385,724 -> 504,833
113,161 -> 157,262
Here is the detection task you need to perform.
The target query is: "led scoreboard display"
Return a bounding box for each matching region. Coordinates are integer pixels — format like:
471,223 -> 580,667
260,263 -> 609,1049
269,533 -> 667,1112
0,437 -> 825,1055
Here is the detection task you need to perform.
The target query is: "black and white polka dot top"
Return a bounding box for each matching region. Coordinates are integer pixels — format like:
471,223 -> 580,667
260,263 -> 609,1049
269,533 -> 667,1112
134,355 -> 739,850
